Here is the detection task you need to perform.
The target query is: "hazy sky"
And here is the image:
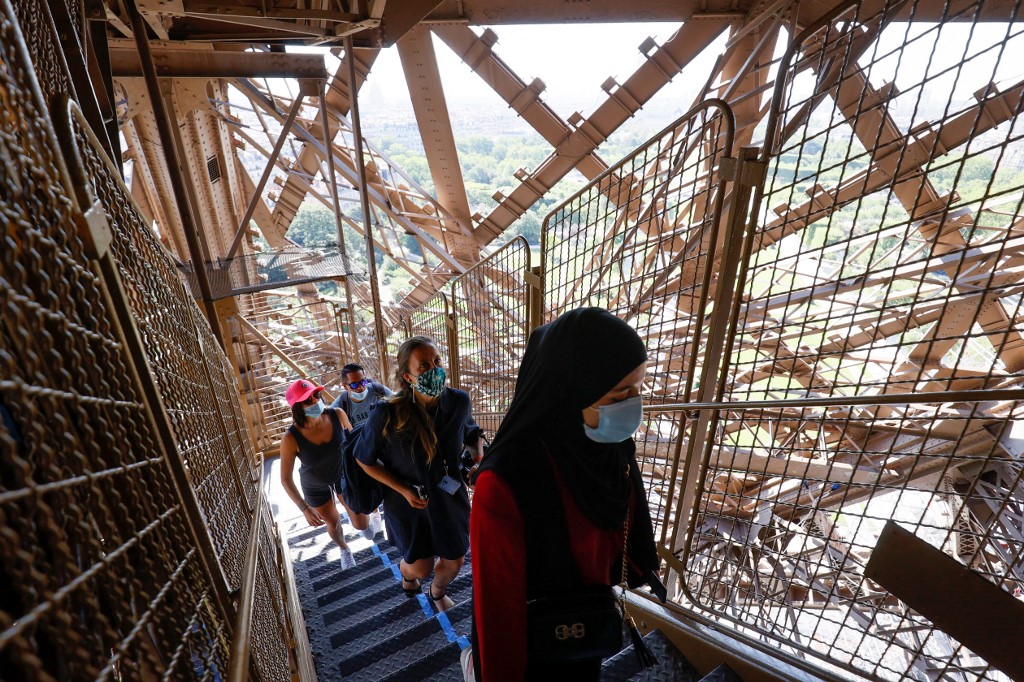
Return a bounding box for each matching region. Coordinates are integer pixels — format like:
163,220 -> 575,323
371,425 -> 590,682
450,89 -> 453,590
345,22 -> 726,128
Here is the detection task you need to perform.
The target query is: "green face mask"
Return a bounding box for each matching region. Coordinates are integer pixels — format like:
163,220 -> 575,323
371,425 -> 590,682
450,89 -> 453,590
412,367 -> 446,397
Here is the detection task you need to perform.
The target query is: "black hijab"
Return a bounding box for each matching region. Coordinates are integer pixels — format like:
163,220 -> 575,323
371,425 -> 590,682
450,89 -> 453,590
478,307 -> 648,530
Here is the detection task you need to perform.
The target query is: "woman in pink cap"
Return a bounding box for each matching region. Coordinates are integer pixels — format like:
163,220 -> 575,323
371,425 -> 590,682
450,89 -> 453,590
279,378 -> 371,551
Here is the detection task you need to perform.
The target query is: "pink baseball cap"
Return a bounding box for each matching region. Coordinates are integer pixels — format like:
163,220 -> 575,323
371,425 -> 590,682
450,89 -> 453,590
285,379 -> 324,406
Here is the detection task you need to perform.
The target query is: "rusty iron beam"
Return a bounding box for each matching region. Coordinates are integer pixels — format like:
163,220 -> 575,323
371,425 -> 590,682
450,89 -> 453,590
123,0 -> 224,346
432,25 -> 610,181
397,25 -> 479,266
379,0 -> 446,46
109,45 -> 327,78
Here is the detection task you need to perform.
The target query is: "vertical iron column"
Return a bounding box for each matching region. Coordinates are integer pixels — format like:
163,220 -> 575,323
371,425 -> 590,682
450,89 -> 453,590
123,0 -> 224,347
316,79 -> 362,366
670,146 -> 765,559
345,35 -> 390,381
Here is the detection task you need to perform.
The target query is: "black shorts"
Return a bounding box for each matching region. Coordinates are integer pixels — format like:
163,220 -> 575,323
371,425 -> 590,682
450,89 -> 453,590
299,473 -> 343,508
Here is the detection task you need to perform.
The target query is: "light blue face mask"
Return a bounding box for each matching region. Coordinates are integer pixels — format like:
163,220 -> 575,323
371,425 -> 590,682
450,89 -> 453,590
304,399 -> 325,418
584,395 -> 643,443
349,388 -> 369,401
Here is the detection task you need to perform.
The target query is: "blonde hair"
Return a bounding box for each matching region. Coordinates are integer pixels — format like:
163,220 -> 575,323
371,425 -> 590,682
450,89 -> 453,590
383,336 -> 439,463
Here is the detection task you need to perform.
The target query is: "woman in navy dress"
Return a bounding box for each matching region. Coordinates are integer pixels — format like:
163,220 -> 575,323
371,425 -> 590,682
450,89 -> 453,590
356,336 -> 484,611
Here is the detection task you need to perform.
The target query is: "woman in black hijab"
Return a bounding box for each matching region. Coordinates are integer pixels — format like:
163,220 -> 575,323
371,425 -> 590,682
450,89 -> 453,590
469,307 -> 660,681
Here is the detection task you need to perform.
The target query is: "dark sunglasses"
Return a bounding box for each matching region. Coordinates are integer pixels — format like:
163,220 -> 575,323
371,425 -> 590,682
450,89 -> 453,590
300,392 -> 321,406
347,379 -> 370,390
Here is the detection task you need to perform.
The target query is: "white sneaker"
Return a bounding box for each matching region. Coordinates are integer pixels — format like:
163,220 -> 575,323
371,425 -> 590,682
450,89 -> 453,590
369,510 -> 383,536
460,646 -> 475,682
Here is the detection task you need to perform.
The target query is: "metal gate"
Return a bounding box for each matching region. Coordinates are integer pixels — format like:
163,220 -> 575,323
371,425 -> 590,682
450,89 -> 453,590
372,237 -> 534,437
448,237 -> 533,434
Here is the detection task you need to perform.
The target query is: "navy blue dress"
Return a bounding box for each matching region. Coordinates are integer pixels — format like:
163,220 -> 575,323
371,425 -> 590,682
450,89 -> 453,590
356,389 -> 482,562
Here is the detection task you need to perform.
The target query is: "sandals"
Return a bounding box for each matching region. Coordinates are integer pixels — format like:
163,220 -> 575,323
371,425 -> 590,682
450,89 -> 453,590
427,582 -> 453,612
400,576 -> 421,598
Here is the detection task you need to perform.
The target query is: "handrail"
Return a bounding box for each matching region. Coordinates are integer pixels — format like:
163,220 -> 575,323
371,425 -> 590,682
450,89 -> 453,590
228,462 -> 265,682
639,386 -> 1024,413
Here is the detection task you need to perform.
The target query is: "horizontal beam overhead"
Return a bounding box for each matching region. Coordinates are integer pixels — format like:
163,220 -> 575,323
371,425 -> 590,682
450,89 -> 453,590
109,47 -> 328,78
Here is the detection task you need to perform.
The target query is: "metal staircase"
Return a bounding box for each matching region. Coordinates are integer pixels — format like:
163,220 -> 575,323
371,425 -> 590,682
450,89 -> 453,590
268,462 -> 737,682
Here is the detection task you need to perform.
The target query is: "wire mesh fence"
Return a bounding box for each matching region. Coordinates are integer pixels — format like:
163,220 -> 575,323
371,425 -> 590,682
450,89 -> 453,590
673,1 -> 1024,680
251,495 -> 292,681
355,311 -> 407,389
0,1 -> 235,677
361,240 -> 537,437
62,102 -> 255,591
542,101 -> 736,536
0,1 -> 295,678
230,294 -> 350,453
449,238 -> 533,435
407,293 -> 453,363
4,0 -> 1021,677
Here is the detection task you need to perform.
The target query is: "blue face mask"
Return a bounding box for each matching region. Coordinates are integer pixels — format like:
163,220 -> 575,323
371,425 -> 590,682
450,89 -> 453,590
304,399 -> 325,418
412,367 -> 446,397
350,388 -> 369,401
583,395 -> 643,443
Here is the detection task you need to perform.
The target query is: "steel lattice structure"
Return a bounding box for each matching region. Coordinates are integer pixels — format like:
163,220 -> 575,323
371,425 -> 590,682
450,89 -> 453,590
3,0 -> 1024,680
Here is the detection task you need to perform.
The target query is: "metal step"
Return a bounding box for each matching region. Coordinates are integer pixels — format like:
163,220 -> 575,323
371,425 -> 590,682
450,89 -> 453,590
336,600 -> 473,680
697,663 -> 742,682
281,510 -> 474,681
601,629 -> 700,682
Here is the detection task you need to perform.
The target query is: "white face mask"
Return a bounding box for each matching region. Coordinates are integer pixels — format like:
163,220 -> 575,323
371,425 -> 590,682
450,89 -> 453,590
350,388 -> 369,401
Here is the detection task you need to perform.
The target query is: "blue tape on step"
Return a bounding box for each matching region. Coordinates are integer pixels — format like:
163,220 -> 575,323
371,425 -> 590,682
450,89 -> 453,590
436,612 -> 457,641
390,564 -> 402,581
417,593 -> 434,618
437,611 -> 471,650
370,542 -> 391,569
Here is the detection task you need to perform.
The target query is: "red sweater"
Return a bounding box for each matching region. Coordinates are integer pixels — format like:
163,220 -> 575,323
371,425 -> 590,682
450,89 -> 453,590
471,468 -> 625,682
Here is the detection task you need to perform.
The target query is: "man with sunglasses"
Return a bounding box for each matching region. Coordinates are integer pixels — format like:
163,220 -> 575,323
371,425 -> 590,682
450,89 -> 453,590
331,363 -> 393,429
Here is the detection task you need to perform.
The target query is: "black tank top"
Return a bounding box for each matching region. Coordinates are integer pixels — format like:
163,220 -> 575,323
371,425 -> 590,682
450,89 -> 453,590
288,409 -> 345,487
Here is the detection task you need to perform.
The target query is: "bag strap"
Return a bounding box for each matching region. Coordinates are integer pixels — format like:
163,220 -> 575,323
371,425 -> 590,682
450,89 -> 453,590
619,503 -> 631,589
617,489 -> 658,668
